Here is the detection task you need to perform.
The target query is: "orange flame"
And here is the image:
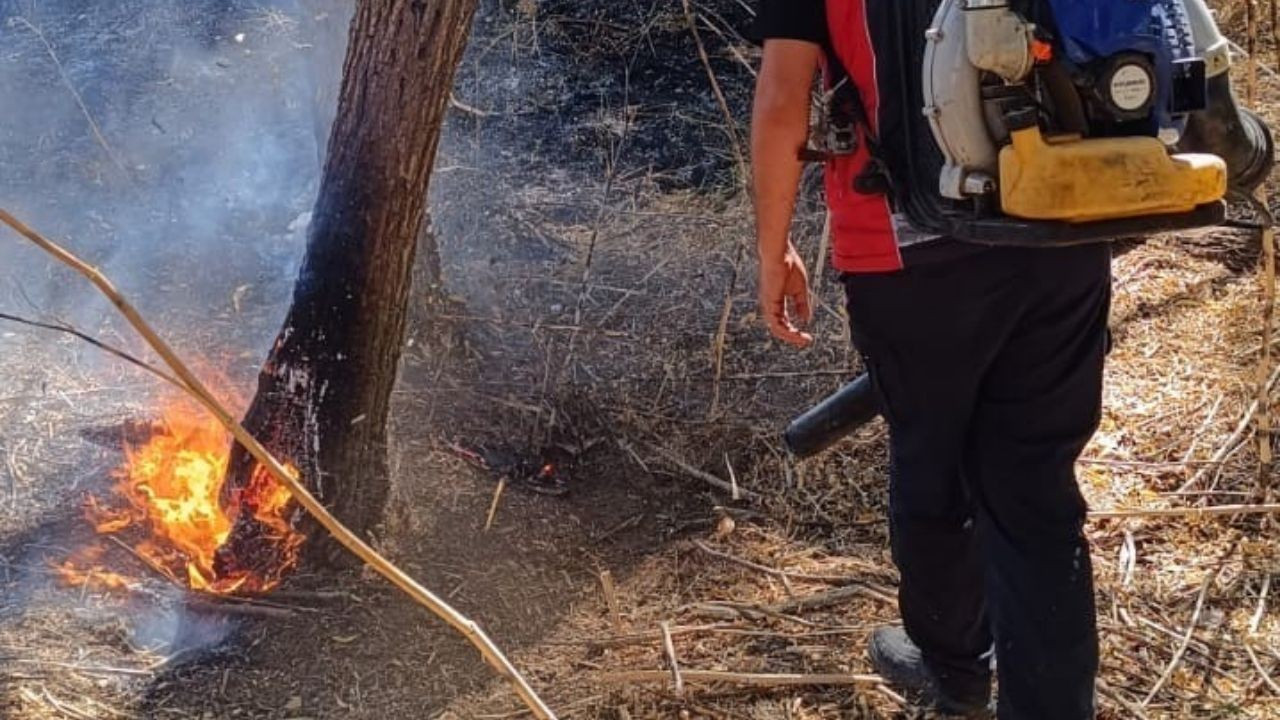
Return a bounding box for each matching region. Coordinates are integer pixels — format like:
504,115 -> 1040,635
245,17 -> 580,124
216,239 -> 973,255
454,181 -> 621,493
54,545 -> 136,592
61,398 -> 305,594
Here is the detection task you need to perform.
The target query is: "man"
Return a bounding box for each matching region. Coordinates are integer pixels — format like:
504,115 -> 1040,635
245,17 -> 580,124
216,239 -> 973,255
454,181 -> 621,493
751,2 -> 1109,718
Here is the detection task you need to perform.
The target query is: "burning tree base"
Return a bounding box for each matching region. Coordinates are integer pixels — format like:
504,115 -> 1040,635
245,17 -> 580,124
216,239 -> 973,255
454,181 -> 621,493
213,471 -> 306,588
63,397 -> 306,596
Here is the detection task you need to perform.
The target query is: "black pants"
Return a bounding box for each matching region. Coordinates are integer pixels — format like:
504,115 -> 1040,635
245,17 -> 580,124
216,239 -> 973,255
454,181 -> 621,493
843,243 -> 1109,720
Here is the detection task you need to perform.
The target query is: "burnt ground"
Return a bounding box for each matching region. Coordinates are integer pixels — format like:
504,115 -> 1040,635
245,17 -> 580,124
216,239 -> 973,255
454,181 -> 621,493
2,1 -> 1280,719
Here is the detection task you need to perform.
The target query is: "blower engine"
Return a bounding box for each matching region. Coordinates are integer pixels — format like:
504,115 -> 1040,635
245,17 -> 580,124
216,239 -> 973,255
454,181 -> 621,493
785,0 -> 1275,458
892,0 -> 1273,243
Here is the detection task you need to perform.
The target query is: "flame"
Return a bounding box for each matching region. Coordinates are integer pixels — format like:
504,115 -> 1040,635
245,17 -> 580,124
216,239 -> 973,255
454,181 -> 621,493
62,398 -> 305,594
54,545 -> 136,592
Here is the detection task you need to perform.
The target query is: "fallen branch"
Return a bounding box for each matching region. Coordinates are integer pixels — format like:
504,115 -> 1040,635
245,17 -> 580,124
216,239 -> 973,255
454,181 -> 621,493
660,621 -> 684,696
1249,573 -> 1271,635
692,539 -> 888,585
484,477 -> 507,532
1142,541 -> 1236,706
681,0 -> 748,419
599,569 -> 624,633
258,589 -> 364,604
551,623 -> 738,649
448,92 -> 493,117
0,209 -> 557,720
679,0 -> 747,182
1245,640 -> 1280,696
1250,186 -> 1277,479
1177,350 -> 1280,493
694,539 -> 793,581
1097,678 -> 1152,720
767,584 -> 897,614
1088,503 -> 1280,520
552,623 -> 880,650
13,659 -> 151,677
600,669 -> 883,688
192,590 -> 321,615
0,311 -> 182,389
185,597 -> 296,619
103,535 -> 185,590
641,441 -> 760,500
97,538 -> 314,616
10,17 -> 131,181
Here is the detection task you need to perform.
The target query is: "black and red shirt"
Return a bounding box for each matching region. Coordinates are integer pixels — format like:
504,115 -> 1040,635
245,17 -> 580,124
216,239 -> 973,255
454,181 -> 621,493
753,0 -> 968,272
753,0 -> 831,50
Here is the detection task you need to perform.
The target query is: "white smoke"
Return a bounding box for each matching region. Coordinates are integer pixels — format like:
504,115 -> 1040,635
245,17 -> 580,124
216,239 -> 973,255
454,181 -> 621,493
0,0 -> 352,359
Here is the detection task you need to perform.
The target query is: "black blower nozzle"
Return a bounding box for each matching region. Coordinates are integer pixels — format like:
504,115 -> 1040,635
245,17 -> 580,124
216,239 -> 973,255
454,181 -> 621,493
1180,72 -> 1275,195
783,373 -> 881,459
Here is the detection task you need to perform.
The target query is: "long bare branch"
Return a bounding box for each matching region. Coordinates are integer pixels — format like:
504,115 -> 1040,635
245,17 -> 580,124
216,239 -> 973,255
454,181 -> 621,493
0,311 -> 183,390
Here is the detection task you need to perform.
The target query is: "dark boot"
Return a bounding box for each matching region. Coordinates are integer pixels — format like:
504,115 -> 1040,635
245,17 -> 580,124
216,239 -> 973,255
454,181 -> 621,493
869,627 -> 993,717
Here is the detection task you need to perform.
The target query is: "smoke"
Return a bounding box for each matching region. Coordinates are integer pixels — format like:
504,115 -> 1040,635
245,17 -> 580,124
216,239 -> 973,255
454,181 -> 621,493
0,1 -> 357,672
0,0 -> 352,362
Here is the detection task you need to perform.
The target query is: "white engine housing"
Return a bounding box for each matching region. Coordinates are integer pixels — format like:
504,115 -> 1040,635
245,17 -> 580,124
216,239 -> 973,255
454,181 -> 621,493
922,0 -> 1001,199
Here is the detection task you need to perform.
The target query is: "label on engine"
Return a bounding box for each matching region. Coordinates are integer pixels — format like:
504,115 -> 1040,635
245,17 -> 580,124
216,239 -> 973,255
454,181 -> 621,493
1110,65 -> 1153,112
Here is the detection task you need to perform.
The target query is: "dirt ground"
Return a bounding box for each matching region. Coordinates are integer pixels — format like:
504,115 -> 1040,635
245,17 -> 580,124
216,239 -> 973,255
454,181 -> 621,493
1,0 -> 1279,719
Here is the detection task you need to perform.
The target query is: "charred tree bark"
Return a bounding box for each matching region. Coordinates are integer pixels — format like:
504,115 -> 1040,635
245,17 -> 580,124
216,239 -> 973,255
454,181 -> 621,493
219,0 -> 477,572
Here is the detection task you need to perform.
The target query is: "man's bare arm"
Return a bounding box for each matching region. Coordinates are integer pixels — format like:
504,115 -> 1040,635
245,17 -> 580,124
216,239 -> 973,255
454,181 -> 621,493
752,39 -> 821,348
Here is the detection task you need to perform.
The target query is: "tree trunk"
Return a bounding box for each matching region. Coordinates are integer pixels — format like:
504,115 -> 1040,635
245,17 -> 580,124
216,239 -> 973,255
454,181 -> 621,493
218,0 -> 477,573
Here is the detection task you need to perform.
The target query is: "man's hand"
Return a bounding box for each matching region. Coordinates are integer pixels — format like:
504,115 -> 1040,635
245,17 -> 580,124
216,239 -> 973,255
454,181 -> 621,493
751,38 -> 821,350
759,243 -> 813,348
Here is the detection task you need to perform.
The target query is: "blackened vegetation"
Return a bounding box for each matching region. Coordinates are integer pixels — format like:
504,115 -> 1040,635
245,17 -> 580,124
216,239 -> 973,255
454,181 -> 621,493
456,0 -> 757,191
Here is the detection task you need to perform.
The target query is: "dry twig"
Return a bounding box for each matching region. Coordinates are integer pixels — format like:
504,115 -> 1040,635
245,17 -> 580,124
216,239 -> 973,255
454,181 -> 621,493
1248,0 -> 1260,105
1177,361 -> 1280,493
1141,541 -> 1237,706
599,569 -> 624,633
660,620 -> 685,696
642,441 -> 759,500
10,17 -> 130,180
767,584 -> 896,614
1245,641 -> 1280,696
1249,573 -> 1271,635
679,0 -> 746,181
681,0 -> 749,419
692,539 -> 880,586
185,598 -> 296,619
600,669 -> 884,688
1251,187 -> 1277,478
0,312 -> 182,390
484,477 -> 507,532
1089,502 -> 1280,520
1097,678 -> 1152,720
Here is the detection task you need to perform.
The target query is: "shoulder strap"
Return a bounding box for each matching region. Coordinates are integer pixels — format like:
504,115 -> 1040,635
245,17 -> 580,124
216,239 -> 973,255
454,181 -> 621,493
824,50 -> 896,197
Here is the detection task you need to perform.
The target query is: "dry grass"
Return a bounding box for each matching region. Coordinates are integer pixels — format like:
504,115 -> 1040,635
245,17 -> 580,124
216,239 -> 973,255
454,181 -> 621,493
3,1 -> 1280,718
431,2 -> 1280,718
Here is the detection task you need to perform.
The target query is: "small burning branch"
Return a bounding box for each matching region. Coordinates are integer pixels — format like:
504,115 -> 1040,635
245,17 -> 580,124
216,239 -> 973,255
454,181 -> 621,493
444,440 -> 569,496
0,209 -> 558,720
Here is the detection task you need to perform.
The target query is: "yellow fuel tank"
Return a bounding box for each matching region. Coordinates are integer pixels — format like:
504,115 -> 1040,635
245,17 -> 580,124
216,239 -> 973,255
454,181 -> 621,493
998,126 -> 1227,223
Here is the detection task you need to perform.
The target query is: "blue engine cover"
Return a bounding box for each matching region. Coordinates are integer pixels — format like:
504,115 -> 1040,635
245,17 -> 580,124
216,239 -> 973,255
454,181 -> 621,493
1046,0 -> 1199,133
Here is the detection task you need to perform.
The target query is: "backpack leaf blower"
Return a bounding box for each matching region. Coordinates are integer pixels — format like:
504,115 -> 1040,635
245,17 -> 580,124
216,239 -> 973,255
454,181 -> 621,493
785,0 -> 1274,459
